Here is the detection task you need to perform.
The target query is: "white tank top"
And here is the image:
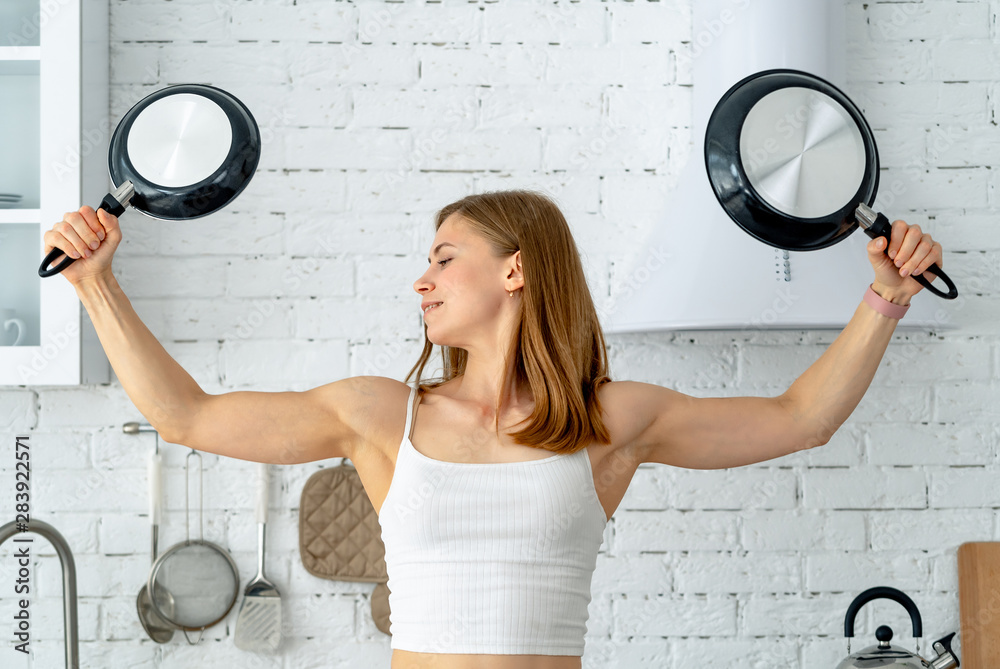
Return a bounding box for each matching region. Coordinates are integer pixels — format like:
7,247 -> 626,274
377,384 -> 609,656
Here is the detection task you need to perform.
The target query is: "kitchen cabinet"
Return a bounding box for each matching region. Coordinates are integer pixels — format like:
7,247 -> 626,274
1,0 -> 110,385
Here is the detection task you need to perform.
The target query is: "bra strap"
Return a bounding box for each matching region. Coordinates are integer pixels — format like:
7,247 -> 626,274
403,385 -> 417,441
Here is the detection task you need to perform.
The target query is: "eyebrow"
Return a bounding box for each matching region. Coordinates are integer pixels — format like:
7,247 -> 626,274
427,242 -> 457,263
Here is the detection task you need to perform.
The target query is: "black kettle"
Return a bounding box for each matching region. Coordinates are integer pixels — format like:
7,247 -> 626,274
836,587 -> 960,669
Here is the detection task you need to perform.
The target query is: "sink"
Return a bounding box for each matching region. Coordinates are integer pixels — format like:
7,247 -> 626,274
0,519 -> 79,668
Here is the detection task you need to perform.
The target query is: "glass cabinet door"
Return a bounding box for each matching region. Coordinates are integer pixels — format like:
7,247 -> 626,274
1,0 -> 109,384
0,0 -> 41,47
1,2 -> 40,350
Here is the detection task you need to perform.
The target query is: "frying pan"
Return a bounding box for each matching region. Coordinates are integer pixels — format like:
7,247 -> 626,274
704,69 -> 958,300
39,83 -> 260,277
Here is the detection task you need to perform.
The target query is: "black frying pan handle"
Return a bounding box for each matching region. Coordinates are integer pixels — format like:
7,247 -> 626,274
38,185 -> 132,278
859,208 -> 959,300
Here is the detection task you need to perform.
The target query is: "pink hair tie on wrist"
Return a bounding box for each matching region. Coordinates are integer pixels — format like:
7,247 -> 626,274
864,284 -> 909,319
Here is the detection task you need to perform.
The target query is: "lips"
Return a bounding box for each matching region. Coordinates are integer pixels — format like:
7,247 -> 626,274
422,302 -> 442,315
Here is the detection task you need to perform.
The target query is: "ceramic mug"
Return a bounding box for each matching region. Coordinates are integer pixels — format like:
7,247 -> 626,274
1,308 -> 25,346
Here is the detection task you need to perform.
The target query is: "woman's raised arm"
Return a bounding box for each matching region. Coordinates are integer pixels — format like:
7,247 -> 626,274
626,218 -> 944,469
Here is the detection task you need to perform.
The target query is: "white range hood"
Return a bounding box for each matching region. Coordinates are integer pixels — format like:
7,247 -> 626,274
603,0 -> 954,333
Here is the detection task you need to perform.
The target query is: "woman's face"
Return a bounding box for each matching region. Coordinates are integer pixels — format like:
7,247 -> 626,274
413,214 -> 521,349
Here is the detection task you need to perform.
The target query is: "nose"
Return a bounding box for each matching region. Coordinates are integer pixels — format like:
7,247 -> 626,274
414,269 -> 433,295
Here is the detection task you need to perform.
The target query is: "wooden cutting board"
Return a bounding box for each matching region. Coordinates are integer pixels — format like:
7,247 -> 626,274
958,542 -> 1000,668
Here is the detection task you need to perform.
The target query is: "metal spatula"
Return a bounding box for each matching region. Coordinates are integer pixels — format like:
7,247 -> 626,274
234,463 -> 282,651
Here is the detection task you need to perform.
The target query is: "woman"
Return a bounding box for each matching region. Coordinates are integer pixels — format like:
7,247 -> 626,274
45,189 -> 943,669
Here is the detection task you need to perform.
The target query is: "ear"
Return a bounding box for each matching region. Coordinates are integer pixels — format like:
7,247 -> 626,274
505,250 -> 524,291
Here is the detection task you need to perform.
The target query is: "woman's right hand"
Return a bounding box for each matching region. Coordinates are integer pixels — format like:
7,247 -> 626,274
42,206 -> 121,285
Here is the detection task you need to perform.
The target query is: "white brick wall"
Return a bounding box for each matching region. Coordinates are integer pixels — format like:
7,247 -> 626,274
1,1 -> 998,667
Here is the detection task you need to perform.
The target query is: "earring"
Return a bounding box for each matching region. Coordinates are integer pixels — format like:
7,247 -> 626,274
509,291 -> 514,297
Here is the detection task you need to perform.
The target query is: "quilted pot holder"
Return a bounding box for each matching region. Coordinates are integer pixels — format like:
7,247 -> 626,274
298,460 -> 390,636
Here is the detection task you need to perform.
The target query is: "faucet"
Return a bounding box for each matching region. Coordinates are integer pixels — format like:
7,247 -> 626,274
0,519 -> 79,669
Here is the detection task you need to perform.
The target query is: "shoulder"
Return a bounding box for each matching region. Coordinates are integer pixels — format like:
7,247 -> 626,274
593,380 -> 677,463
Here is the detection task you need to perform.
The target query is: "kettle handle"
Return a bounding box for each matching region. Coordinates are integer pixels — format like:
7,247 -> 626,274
844,586 -> 923,638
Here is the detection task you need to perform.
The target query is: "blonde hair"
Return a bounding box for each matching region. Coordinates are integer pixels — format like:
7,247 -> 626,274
404,189 -> 613,454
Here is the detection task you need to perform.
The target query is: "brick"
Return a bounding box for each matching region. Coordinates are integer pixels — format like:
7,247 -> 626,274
486,3 -> 606,45
547,46 -> 674,86
929,466 -> 1000,507
348,171 -> 472,215
867,2 -> 989,41
151,210 -> 286,256
234,168 -> 348,215
671,638 -> 799,668
116,256 -> 226,299
742,510 -> 866,551
420,44 -> 547,86
619,465 -> 672,510
294,296 -> 414,341
610,1 -> 689,46
160,43 -> 293,85
355,86 -> 481,130
616,593 -> 737,637
481,84 -> 603,128
872,125 -> 928,168
219,338 -> 349,390
227,255 -> 353,299
740,343 -> 827,389
232,2 -> 355,42
877,338 -> 992,383
587,638 -> 670,668
670,468 -> 797,510
869,509 -> 993,550
35,387 -> 140,431
850,81 -> 989,126
604,340 -> 736,390
111,1 -> 228,42
931,39 -> 1000,81
350,338 -> 427,381
127,296 -> 293,342
743,594 -> 843,636
285,214 -> 407,260
802,467 -> 927,510
592,554 -> 673,595
674,551 -> 800,594
98,512 -> 148,555
608,84 -> 692,131
360,3 -> 479,44
867,421 -> 994,466
805,551 -> 931,592
284,83 -> 351,128
616,510 -> 738,552
927,124 -> 1000,168
847,40 -> 932,81
0,391 -> 37,431
291,44 -> 418,86
411,129 -> 543,171
284,128 -> 412,170
936,382 -> 1000,422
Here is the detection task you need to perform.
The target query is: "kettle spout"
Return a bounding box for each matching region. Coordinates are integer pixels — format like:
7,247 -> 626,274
929,632 -> 960,669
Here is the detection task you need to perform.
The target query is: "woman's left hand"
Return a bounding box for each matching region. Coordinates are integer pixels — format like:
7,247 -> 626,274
866,219 -> 944,303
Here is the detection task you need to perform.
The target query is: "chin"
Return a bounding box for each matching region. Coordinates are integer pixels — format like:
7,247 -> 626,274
424,326 -> 462,350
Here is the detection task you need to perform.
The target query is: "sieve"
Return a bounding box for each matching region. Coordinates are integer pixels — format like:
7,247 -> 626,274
147,449 -> 240,645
